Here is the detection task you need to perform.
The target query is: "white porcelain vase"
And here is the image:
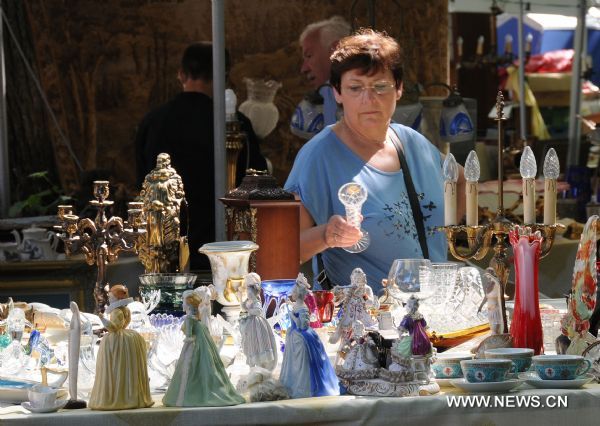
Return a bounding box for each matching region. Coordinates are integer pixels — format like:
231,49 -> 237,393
198,241 -> 259,307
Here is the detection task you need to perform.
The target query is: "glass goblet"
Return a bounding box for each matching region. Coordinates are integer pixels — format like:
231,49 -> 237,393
338,182 -> 370,253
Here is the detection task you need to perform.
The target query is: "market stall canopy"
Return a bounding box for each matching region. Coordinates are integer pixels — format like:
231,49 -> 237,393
496,11 -> 600,85
449,0 -> 600,16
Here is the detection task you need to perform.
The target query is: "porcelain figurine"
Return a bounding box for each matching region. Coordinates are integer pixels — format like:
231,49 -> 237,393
88,285 -> 154,410
194,285 -> 238,355
239,273 -> 278,371
279,273 -> 339,398
336,320 -> 380,380
330,268 -> 379,349
163,290 -> 245,407
479,267 -> 504,335
398,296 -> 432,357
341,295 -> 440,396
65,302 -> 86,409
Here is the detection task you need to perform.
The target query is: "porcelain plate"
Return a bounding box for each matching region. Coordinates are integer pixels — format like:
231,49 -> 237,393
518,372 -> 595,389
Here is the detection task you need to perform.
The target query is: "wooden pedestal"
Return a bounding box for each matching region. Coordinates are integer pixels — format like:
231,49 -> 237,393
221,198 -> 300,280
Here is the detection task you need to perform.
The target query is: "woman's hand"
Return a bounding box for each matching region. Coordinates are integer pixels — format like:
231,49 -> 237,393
324,214 -> 363,248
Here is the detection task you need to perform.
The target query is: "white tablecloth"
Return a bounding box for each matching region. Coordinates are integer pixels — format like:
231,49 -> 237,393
1,384 -> 599,426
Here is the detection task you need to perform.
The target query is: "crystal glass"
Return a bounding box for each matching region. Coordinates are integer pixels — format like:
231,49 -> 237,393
429,262 -> 459,306
338,182 -> 370,253
138,273 -> 197,315
386,259 -> 433,302
435,266 -> 486,333
540,309 -> 565,353
417,262 -> 459,331
146,316 -> 185,391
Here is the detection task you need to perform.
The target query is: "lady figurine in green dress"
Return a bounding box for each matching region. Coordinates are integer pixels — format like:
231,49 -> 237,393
163,289 -> 245,407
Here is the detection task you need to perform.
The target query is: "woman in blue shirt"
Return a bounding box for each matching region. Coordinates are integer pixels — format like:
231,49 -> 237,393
285,29 -> 465,294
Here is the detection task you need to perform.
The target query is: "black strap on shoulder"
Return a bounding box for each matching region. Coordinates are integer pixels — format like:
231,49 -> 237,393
316,253 -> 333,290
388,127 -> 430,259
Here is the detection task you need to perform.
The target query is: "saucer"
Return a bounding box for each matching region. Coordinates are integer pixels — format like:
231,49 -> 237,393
450,378 -> 524,393
21,399 -> 67,413
518,372 -> 595,389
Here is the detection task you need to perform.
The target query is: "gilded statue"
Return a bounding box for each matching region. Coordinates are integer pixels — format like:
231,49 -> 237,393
138,153 -> 189,273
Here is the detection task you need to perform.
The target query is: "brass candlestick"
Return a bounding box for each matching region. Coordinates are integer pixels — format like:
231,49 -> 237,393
56,181 -> 146,313
437,91 -> 564,334
226,120 -> 245,191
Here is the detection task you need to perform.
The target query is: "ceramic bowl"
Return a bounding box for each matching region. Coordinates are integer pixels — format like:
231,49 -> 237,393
432,353 -> 473,379
461,358 -> 512,383
532,355 -> 592,380
485,348 -> 534,373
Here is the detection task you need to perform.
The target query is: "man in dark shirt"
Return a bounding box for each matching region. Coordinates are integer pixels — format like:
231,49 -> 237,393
135,42 -> 267,270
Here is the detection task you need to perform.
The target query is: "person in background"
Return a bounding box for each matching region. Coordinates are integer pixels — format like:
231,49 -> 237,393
291,16 -> 351,138
285,29 -> 466,294
135,42 -> 267,270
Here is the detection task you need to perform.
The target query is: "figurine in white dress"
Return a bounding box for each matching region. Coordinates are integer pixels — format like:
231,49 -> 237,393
337,320 -> 379,380
239,273 -> 278,371
330,268 -> 379,348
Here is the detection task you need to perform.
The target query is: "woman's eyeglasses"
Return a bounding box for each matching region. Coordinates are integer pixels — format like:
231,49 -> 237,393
344,83 -> 396,97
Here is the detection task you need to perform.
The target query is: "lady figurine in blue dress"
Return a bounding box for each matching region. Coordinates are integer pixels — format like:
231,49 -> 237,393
162,289 -> 245,407
279,273 -> 339,398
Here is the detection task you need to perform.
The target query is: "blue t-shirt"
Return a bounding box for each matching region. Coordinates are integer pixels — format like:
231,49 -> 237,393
284,123 -> 447,294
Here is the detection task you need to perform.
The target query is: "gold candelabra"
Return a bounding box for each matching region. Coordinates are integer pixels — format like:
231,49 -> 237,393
437,91 -> 564,334
55,181 -> 146,313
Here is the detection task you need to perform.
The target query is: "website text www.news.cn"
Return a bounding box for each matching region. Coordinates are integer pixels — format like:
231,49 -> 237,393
446,394 -> 568,409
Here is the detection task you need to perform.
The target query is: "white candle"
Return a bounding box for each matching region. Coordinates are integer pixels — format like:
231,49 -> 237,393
457,36 -> 464,58
464,150 -> 481,227
522,178 -> 536,224
525,33 -> 533,54
543,148 -> 560,225
444,181 -> 457,226
543,179 -> 557,225
476,35 -> 484,56
443,154 -> 458,226
520,146 -> 537,224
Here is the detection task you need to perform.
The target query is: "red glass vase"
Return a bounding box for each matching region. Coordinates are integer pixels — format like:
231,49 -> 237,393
509,227 -> 544,355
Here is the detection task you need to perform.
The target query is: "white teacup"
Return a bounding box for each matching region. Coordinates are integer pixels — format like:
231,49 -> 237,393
28,384 -> 58,409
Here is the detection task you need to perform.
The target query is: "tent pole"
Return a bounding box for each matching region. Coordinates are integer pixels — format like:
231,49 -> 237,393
212,0 -> 226,241
567,0 -> 586,167
518,0 -> 527,143
0,7 -> 9,217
